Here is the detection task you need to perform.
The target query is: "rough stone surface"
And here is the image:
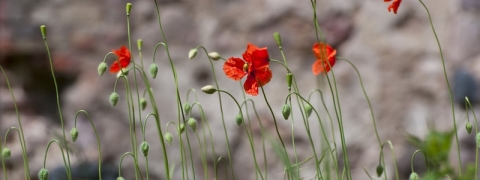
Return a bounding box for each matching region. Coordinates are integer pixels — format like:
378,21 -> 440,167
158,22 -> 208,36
1,0 -> 479,179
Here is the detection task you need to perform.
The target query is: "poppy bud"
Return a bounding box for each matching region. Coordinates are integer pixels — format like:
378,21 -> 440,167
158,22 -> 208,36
304,104 -> 313,118
117,177 -> 125,180
476,132 -> 480,148
208,52 -> 221,61
165,132 -> 173,145
2,148 -> 11,160
183,102 -> 191,115
70,128 -> 79,142
286,72 -> 292,89
140,97 -> 147,110
98,62 -> 107,76
187,118 -> 198,132
140,141 -> 149,156
409,172 -> 419,180
235,113 -> 243,126
189,48 -> 198,59
38,168 -> 49,180
282,104 -> 291,120
149,63 -> 158,79
137,39 -> 143,51
201,85 -> 217,94
273,32 -> 282,49
466,122 -> 473,134
40,25 -> 47,39
126,3 -> 132,15
110,92 -> 119,107
178,123 -> 186,134
117,68 -> 129,78
376,165 -> 384,177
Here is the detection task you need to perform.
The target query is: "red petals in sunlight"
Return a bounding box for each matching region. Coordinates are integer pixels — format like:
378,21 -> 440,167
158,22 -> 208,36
384,0 -> 402,14
312,42 -> 337,75
223,43 -> 272,96
110,46 -> 131,73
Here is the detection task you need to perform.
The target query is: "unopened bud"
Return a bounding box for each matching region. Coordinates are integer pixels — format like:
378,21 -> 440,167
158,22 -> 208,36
208,52 -> 221,61
235,113 -> 243,126
304,104 -> 313,118
117,177 -> 125,180
273,32 -> 282,49
476,132 -> 480,148
38,168 -> 49,180
282,104 -> 291,120
188,118 -> 198,132
70,128 -> 79,142
140,97 -> 147,110
189,48 -> 198,59
40,25 -> 47,39
149,63 -> 158,79
184,102 -> 191,115
178,123 -> 186,134
165,132 -> 173,145
286,72 -> 292,89
201,85 -> 217,94
376,165 -> 384,177
140,141 -> 149,156
98,62 -> 107,76
466,122 -> 473,134
2,148 -> 11,160
409,172 -> 419,180
137,39 -> 143,51
110,92 -> 119,106
126,3 -> 132,15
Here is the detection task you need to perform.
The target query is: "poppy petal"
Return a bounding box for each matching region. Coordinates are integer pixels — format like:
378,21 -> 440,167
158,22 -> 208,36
251,47 -> 270,70
312,42 -> 335,60
223,57 -> 247,81
254,67 -> 272,87
243,75 -> 259,96
242,43 -> 260,63
110,60 -> 121,73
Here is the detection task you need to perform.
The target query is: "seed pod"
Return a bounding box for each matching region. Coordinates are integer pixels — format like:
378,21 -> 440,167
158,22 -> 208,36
70,128 -> 79,142
282,104 -> 291,120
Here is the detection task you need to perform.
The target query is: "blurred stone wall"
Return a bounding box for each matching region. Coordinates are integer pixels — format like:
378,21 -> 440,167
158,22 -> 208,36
1,0 -> 480,179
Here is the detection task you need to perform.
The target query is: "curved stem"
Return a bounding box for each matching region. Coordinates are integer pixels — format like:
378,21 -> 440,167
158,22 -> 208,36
418,0 -> 461,175
411,150 -> 429,173
465,98 -> 478,179
73,110 -> 102,180
42,140 -> 69,177
118,152 -> 136,177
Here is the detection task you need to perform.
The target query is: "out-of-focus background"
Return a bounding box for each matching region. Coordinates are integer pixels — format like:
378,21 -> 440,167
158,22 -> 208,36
1,0 -> 480,179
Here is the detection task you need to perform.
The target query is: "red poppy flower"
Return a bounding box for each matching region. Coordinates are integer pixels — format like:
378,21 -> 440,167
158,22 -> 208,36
110,46 -> 131,73
223,43 -> 272,96
312,42 -> 336,75
384,0 -> 402,14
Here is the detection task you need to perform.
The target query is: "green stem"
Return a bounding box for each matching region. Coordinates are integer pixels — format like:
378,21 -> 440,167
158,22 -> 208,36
42,140 -> 70,176
73,110 -> 102,180
411,150 -> 429,173
118,152 -> 136,177
465,98 -> 478,179
418,0 -> 461,175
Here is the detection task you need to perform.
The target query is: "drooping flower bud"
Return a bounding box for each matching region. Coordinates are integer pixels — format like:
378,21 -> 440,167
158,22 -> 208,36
476,132 -> 480,148
282,104 -> 291,120
189,48 -> 198,59
376,165 -> 384,177
98,62 -> 107,76
2,148 -> 11,160
273,32 -> 282,49
178,123 -> 186,134
126,3 -> 132,15
40,25 -> 47,39
140,141 -> 150,156
466,122 -> 473,134
286,72 -> 292,89
183,102 -> 191,115
165,132 -> 173,145
70,128 -> 79,142
208,52 -> 221,61
149,63 -> 158,79
235,113 -> 243,126
187,118 -> 198,132
409,172 -> 419,180
304,104 -> 313,118
140,97 -> 147,110
201,85 -> 217,94
109,92 -> 119,106
117,177 -> 125,180
38,168 -> 49,180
